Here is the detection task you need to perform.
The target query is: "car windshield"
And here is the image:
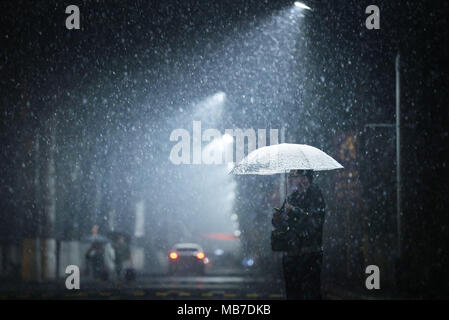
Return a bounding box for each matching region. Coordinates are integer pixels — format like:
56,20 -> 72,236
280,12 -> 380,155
176,248 -> 198,252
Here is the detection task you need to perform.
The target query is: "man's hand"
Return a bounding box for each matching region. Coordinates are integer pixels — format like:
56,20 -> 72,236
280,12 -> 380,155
272,208 -> 285,228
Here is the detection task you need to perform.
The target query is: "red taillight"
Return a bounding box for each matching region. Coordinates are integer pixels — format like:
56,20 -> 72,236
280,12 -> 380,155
169,252 -> 178,260
196,252 -> 205,260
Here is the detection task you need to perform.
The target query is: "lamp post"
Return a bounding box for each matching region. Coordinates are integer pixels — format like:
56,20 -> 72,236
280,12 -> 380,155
395,53 -> 401,259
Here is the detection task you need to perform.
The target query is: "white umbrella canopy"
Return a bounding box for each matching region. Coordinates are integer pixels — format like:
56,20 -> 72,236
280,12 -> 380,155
230,143 -> 343,175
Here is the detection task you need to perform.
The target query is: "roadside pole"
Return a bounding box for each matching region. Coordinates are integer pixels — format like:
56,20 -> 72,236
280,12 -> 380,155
395,53 -> 401,259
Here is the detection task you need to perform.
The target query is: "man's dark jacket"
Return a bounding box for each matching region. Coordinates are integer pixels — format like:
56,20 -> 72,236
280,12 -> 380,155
272,183 -> 325,254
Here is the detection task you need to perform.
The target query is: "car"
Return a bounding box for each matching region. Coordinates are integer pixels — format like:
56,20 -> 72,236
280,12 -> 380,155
168,243 -> 207,275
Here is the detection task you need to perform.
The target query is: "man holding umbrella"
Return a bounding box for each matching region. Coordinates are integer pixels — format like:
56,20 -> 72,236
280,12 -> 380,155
231,143 -> 342,300
272,169 -> 326,300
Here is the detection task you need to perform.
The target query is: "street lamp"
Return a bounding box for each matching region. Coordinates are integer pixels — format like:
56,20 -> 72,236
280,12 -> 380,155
294,2 -> 312,11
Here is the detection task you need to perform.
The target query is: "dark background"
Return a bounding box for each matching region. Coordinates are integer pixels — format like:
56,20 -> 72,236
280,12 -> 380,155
1,0 -> 448,298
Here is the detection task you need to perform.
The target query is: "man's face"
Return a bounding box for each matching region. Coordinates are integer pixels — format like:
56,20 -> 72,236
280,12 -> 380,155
289,174 -> 310,192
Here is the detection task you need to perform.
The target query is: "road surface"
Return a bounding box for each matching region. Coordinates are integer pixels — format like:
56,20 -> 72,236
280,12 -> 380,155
0,272 -> 285,300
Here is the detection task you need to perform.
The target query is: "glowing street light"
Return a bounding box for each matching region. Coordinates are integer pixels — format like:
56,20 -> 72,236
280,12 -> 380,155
294,2 -> 312,10
213,91 -> 226,104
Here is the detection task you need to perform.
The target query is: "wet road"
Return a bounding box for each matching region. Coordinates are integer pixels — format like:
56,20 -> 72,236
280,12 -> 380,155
0,273 -> 285,300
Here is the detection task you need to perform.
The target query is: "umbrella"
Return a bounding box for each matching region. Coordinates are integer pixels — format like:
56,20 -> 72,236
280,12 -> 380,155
81,234 -> 109,243
107,231 -> 131,243
230,143 -> 343,207
230,143 -> 343,175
